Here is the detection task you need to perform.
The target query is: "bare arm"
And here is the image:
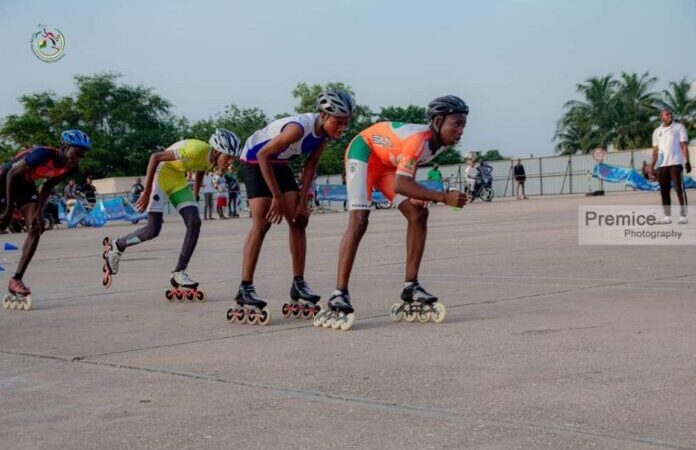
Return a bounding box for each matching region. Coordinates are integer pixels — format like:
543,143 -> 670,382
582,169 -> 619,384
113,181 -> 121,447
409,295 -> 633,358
394,174 -> 446,203
194,171 -> 204,199
134,150 -> 177,212
681,142 -> 689,164
299,141 -> 326,203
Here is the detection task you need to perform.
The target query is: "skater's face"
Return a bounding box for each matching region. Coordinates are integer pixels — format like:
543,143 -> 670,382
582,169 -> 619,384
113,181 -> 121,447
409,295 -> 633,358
435,113 -> 467,147
214,151 -> 233,172
321,113 -> 351,139
64,145 -> 86,168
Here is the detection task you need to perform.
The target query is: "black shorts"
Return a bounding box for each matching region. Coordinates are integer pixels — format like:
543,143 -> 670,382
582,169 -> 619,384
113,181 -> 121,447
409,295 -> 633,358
0,163 -> 39,211
244,163 -> 299,199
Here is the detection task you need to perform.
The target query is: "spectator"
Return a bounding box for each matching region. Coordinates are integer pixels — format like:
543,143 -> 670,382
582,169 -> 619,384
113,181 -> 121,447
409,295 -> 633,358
200,171 -> 215,220
224,170 -> 240,217
513,159 -> 528,200
465,159 -> 479,195
130,177 -> 144,204
213,170 -> 228,219
82,176 -> 97,206
63,179 -> 78,199
427,163 -> 443,182
648,107 -> 691,224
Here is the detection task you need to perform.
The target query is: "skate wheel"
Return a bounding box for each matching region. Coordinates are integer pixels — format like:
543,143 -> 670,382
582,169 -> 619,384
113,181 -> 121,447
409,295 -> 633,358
418,310 -> 431,323
9,299 -> 18,310
196,291 -> 206,302
165,290 -> 175,302
258,308 -> 271,326
102,236 -> 111,246
322,313 -> 334,328
22,297 -> 32,311
237,310 -> 248,324
404,307 -> 417,322
3,295 -> 10,310
175,292 -> 184,302
331,315 -> 343,329
186,291 -> 195,301
339,313 -> 355,331
313,310 -> 326,327
290,306 -> 301,319
390,303 -> 403,322
102,265 -> 112,288
431,303 -> 446,323
248,312 -> 259,325
301,305 -> 312,319
281,303 -> 290,317
226,308 -> 235,321
102,249 -> 109,259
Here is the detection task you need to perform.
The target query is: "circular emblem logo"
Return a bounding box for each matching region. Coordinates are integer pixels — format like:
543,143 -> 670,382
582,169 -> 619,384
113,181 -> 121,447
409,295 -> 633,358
31,25 -> 66,63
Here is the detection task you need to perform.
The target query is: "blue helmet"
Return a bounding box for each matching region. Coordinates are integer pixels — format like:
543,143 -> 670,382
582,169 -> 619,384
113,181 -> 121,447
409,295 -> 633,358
61,129 -> 92,149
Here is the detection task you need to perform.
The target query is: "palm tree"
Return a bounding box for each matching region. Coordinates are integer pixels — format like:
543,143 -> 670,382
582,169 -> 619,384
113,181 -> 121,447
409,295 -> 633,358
555,75 -> 617,153
614,71 -> 659,150
659,77 -> 696,139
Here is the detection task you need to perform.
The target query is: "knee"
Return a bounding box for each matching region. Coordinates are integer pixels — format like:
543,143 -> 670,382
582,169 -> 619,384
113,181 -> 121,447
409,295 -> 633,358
252,220 -> 272,236
408,206 -> 429,226
351,214 -> 369,235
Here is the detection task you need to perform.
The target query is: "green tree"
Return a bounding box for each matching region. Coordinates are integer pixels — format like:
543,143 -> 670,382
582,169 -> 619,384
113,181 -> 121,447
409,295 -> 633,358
480,149 -> 505,161
0,72 -> 185,177
613,71 -> 658,149
555,75 -> 618,154
659,77 -> 696,139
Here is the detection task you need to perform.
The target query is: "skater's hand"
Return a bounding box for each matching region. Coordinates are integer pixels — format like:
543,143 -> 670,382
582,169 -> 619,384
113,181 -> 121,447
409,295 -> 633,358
686,162 -> 692,174
647,166 -> 656,181
135,189 -> 151,213
266,195 -> 285,224
292,202 -> 310,226
409,199 -> 428,208
444,190 -> 468,208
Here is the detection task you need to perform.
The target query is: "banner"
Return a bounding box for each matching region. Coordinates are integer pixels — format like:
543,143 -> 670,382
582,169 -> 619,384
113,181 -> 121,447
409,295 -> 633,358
592,163 -> 695,191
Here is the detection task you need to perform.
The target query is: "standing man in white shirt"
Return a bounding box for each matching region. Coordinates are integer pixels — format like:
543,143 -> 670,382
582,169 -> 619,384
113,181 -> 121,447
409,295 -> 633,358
648,108 -> 691,224
465,158 -> 479,198
200,172 -> 215,220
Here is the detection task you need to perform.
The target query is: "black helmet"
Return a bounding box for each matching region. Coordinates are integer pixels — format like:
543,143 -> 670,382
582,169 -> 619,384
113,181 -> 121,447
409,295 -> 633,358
426,95 -> 469,122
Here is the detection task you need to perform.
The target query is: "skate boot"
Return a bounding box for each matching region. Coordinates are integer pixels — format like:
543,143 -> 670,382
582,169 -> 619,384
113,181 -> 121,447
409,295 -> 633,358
313,290 -> 355,331
101,237 -> 121,288
3,278 -> 32,311
283,276 -> 321,319
166,271 -> 207,302
226,283 -> 271,325
391,280 -> 446,323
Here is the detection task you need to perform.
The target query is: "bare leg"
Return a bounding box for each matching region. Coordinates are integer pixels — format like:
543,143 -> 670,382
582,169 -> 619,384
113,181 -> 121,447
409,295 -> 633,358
282,191 -> 306,277
336,210 -> 370,290
241,197 -> 272,282
398,200 -> 429,282
14,203 -> 42,280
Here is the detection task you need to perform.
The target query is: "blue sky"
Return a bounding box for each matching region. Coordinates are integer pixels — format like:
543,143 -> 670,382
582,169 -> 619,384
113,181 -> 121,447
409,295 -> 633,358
1,0 -> 695,156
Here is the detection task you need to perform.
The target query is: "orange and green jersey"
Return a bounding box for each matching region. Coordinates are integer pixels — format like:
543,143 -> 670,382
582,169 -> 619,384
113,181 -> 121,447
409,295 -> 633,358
346,122 -> 443,177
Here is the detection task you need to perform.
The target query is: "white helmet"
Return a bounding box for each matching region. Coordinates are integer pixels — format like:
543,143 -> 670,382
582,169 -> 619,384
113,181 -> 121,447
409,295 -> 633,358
209,128 -> 241,156
316,90 -> 355,118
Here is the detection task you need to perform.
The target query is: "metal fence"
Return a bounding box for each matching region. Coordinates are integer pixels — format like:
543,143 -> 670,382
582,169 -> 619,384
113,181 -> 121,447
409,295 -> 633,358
317,146 -> 696,198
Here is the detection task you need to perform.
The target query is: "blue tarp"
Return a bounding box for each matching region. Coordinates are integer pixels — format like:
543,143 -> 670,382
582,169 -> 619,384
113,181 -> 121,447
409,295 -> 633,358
592,163 -> 696,191
317,180 -> 444,203
63,198 -> 147,228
